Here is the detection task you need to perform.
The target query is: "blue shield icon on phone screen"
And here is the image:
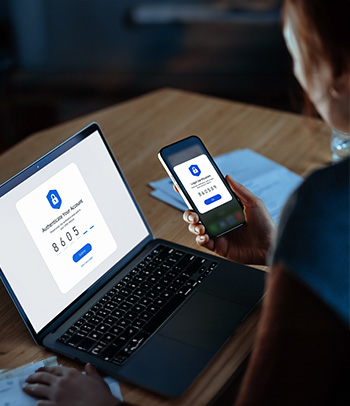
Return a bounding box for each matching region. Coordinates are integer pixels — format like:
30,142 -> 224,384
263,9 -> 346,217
189,164 -> 201,177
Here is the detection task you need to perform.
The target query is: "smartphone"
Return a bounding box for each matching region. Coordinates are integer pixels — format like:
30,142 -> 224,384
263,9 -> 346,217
158,135 -> 245,237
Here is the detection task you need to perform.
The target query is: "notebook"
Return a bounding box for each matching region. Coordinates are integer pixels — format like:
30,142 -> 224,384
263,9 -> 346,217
0,123 -> 265,397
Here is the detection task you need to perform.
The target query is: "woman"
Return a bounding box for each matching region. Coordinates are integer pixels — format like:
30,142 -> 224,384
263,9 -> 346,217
23,1 -> 349,405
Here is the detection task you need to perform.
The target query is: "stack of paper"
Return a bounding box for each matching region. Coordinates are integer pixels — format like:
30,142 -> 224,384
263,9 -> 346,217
150,149 -> 303,225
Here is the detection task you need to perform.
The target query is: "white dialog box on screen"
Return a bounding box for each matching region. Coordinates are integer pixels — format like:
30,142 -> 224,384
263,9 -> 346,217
16,163 -> 117,294
174,154 -> 232,214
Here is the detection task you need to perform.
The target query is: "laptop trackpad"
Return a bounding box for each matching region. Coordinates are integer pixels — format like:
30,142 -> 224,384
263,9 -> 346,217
159,292 -> 248,352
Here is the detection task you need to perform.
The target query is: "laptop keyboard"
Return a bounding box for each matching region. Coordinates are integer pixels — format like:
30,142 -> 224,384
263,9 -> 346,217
58,244 -> 218,366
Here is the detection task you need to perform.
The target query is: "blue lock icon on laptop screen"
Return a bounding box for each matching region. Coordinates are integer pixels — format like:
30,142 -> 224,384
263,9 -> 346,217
47,189 -> 62,209
189,164 -> 201,177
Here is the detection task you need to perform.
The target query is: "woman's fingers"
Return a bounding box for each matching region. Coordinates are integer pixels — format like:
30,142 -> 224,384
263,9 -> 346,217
24,368 -> 61,399
26,372 -> 56,385
183,210 -> 199,224
34,366 -> 65,376
188,223 -> 205,236
85,363 -> 101,378
23,382 -> 52,399
196,234 -> 210,245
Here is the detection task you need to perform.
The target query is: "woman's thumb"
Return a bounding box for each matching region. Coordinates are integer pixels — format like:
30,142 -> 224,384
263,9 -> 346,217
85,363 -> 103,380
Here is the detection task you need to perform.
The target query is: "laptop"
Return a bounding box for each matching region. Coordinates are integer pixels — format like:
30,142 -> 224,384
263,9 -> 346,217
0,123 -> 265,397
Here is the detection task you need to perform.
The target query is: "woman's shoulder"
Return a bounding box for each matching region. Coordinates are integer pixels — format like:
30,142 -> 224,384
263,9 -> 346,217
281,158 -> 349,228
272,158 -> 349,325
299,157 -> 349,201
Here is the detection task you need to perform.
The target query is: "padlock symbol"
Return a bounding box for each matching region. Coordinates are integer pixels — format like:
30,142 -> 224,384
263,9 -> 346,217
51,194 -> 59,205
189,164 -> 201,177
47,189 -> 62,209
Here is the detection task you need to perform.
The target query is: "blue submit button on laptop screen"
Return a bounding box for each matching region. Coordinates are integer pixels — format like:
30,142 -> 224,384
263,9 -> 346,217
73,243 -> 92,263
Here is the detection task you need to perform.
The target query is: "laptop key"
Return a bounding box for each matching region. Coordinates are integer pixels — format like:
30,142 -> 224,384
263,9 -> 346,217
132,304 -> 147,313
101,332 -> 117,344
112,355 -> 128,365
89,316 -> 104,325
97,309 -> 110,318
140,297 -> 152,306
167,284 -> 179,293
96,323 -> 109,334
124,326 -> 139,338
158,290 -> 173,300
147,291 -> 158,300
185,257 -> 207,275
67,332 -> 85,347
133,318 -> 146,328
105,302 -> 117,311
111,309 -> 126,318
178,286 -> 193,296
120,288 -> 132,297
134,288 -> 146,297
83,311 -> 94,319
140,311 -> 153,321
147,304 -> 160,314
72,319 -> 84,328
140,281 -> 152,290
186,279 -> 198,288
89,331 -> 103,341
173,254 -> 192,271
115,334 -> 128,347
77,337 -> 96,352
124,311 -> 138,321
143,294 -> 186,334
127,295 -> 140,304
58,333 -> 71,343
91,343 -> 106,355
118,319 -> 130,328
119,302 -> 133,312
101,343 -> 122,361
109,325 -> 124,336
105,315 -> 118,326
209,261 -> 219,270
67,326 -> 78,335
154,297 -> 166,306
81,323 -> 94,334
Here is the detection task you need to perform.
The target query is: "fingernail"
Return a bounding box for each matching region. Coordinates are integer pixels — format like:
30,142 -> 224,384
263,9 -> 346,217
188,215 -> 194,222
199,235 -> 205,241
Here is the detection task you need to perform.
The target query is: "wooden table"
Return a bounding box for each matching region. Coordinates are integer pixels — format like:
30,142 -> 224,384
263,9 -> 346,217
0,88 -> 331,405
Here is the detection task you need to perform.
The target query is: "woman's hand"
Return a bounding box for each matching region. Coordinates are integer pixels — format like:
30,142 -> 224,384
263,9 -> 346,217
183,175 -> 276,265
23,364 -> 121,406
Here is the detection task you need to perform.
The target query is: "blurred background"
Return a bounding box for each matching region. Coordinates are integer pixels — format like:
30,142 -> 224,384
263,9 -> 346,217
0,0 -> 303,153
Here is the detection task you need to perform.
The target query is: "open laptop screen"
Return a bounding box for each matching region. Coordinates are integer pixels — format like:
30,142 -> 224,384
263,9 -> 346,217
0,125 -> 150,334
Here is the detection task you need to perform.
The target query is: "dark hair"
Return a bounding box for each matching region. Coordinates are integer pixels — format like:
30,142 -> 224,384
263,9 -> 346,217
283,0 -> 350,79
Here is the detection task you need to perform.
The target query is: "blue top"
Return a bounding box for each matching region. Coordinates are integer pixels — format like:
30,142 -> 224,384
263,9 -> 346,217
272,158 -> 349,326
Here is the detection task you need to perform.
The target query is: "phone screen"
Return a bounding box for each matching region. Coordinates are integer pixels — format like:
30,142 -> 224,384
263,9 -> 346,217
159,136 -> 245,237
174,154 -> 233,213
